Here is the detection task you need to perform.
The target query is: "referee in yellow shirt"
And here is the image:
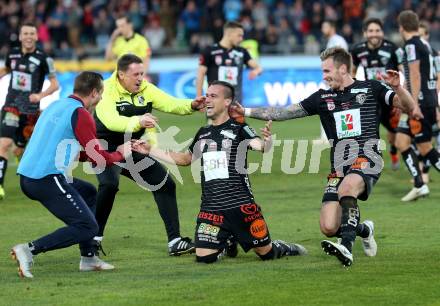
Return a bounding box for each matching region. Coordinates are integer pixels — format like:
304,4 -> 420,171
105,16 -> 151,74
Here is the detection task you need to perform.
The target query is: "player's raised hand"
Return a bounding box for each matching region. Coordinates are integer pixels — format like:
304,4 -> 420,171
380,70 -> 401,89
131,139 -> 151,155
248,69 -> 259,80
261,120 -> 272,152
139,113 -> 158,128
228,101 -> 245,123
191,96 -> 206,110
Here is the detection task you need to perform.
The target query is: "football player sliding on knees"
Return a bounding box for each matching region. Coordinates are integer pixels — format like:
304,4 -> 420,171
132,81 -> 307,263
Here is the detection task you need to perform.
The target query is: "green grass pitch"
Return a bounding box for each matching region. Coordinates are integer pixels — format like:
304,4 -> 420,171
0,112 -> 439,305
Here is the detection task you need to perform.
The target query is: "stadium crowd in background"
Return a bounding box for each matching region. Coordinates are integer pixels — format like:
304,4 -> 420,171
0,0 -> 438,60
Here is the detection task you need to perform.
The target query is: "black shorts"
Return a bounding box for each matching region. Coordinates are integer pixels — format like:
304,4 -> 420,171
396,107 -> 437,143
195,204 -> 271,252
322,157 -> 381,203
380,106 -> 400,133
0,106 -> 39,148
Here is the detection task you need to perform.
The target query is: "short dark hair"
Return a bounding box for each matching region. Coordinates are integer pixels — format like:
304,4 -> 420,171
320,47 -> 353,72
363,18 -> 383,32
419,21 -> 429,35
20,22 -> 37,31
398,10 -> 419,32
116,16 -> 132,24
209,80 -> 235,100
73,71 -> 103,96
323,20 -> 337,29
117,54 -> 143,72
223,21 -> 244,31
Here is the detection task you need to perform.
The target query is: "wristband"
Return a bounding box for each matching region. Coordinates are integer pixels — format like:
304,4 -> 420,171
244,108 -> 251,117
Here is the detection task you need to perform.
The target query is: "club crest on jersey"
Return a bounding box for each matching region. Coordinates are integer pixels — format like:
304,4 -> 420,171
361,58 -> 368,67
215,55 -> 222,65
220,130 -> 236,140
356,93 -> 366,105
326,99 -> 335,111
138,96 -> 145,105
29,63 -> 36,73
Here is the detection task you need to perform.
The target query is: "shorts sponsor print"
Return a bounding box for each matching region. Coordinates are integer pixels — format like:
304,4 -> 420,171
195,203 -> 271,252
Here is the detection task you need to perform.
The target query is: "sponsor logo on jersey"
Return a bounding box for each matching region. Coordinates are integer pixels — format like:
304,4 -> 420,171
225,59 -> 232,65
378,50 -> 391,58
356,93 -> 366,104
199,132 -> 211,138
350,88 -> 368,94
380,57 -> 389,65
29,56 -> 41,65
240,204 -> 258,215
197,223 -> 220,237
405,44 -> 416,61
220,129 -> 236,140
361,58 -> 368,67
11,60 -> 16,70
358,51 -> 369,57
215,55 -> 222,65
321,93 -> 337,98
198,212 -> 224,224
211,49 -> 223,55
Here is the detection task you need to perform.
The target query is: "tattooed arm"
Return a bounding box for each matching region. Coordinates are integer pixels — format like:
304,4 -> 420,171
246,103 -> 309,121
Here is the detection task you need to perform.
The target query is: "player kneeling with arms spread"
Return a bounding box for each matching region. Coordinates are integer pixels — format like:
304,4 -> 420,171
132,81 -> 307,263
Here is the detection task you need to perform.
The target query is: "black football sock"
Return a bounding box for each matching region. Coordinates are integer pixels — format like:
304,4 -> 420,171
401,148 -> 424,188
356,222 -> 370,239
339,196 -> 360,253
424,148 -> 440,172
0,156 -> 8,186
258,245 -> 277,260
421,155 -> 431,174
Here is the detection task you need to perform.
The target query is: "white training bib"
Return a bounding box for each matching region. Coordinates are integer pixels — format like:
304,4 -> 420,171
333,109 -> 362,139
203,151 -> 229,181
11,71 -> 32,91
218,66 -> 238,85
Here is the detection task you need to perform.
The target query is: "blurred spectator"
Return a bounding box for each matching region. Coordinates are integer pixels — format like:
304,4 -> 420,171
143,14 -> 166,51
223,0 -> 242,21
179,0 -> 201,44
321,19 -> 348,50
47,3 -> 68,49
0,0 -> 439,59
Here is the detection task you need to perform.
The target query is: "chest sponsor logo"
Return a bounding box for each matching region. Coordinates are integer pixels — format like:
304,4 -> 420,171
333,108 -> 362,139
356,93 -> 366,104
350,88 -> 368,94
218,66 -> 238,85
321,93 -> 337,98
11,71 -> 31,92
378,50 -> 391,58
220,129 -> 236,140
215,55 -> 222,65
366,67 -> 386,80
203,151 -> 229,181
28,56 -> 41,65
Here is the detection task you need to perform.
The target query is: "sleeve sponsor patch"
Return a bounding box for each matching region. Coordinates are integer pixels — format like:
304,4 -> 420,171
243,125 -> 257,138
405,44 -> 416,62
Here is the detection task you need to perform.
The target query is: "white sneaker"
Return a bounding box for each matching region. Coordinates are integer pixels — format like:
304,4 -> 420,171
11,244 -> 34,278
401,184 -> 429,202
321,240 -> 353,267
361,220 -> 377,257
79,256 -> 115,272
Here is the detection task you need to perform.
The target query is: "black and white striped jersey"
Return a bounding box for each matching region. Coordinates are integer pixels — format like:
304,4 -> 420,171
299,80 -> 395,174
189,119 -> 259,211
